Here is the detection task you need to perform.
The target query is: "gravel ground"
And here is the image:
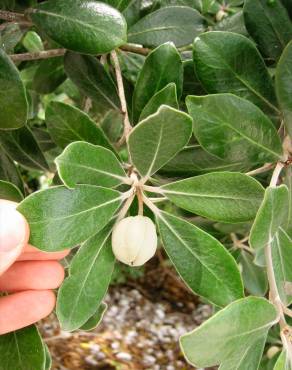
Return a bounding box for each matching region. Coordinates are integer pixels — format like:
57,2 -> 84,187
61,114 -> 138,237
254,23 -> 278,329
41,286 -> 213,369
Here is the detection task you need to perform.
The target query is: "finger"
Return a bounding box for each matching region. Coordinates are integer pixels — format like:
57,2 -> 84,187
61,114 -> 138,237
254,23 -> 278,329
18,246 -> 69,261
0,290 -> 55,335
0,261 -> 65,291
0,200 -> 30,275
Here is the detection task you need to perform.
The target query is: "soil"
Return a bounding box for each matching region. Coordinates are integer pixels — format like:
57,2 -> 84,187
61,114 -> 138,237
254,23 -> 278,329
40,256 -> 217,370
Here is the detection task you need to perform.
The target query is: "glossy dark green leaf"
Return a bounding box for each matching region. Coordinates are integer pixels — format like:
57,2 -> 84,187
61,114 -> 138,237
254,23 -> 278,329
64,52 -> 120,111
180,297 -> 277,369
272,227 -> 292,305
0,325 -> 45,370
186,94 -> 282,164
0,127 -> 49,172
32,128 -> 56,153
193,31 -> 279,114
132,42 -> 183,122
157,211 -> 244,306
158,0 -> 202,11
18,185 -> 122,251
103,0 -> 131,11
33,57 -> 66,94
0,23 -> 25,53
275,41 -> 292,137
162,172 -> 264,223
0,49 -> 28,130
56,142 -> 127,188
22,31 -> 44,52
139,83 -> 178,120
0,180 -> 23,202
161,146 -> 250,176
0,151 -> 24,194
128,6 -> 205,47
214,11 -> 248,36
128,105 -> 192,177
182,59 -> 204,98
80,303 -> 107,331
118,51 -> 145,85
28,0 -> 127,54
57,225 -> 115,331
238,251 -> 268,296
243,0 -> 292,60
250,185 -> 289,250
46,102 -> 114,151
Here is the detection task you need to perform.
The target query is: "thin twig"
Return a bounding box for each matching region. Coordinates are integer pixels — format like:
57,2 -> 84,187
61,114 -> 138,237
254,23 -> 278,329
264,162 -> 287,329
110,50 -> 132,146
270,161 -> 285,187
9,48 -> 66,62
120,44 -> 150,56
0,10 -> 26,22
246,163 -> 274,176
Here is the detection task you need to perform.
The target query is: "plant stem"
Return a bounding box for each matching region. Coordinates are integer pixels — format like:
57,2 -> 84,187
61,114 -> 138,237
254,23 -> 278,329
264,161 -> 286,329
120,44 -> 150,56
0,10 -> 26,22
110,50 -> 132,146
9,48 -> 66,62
246,163 -> 274,176
142,184 -> 164,194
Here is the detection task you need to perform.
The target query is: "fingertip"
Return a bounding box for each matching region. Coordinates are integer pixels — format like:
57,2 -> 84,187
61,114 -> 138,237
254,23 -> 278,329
0,200 -> 30,274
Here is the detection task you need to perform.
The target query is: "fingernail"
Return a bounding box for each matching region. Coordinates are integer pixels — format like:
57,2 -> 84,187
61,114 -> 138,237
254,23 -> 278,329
0,202 -> 28,252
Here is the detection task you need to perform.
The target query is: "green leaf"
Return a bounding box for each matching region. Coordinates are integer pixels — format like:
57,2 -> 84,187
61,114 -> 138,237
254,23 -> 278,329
139,83 -> 178,121
243,0 -> 292,60
161,146 -> 249,175
157,211 -> 244,307
238,251 -> 268,296
0,151 -> 24,194
46,102 -> 114,151
33,57 -> 66,95
272,228 -> 292,305
284,167 -> 292,237
193,31 -> 278,114
250,185 -> 289,250
103,0 -> 131,11
56,142 -> 127,188
80,302 -> 107,331
162,172 -> 264,223
128,105 -> 192,177
180,297 -> 277,369
0,49 -> 28,130
214,11 -> 248,36
132,42 -> 183,122
128,6 -> 205,48
0,325 -> 46,370
186,94 -> 282,164
17,185 -> 122,251
22,31 -> 44,52
273,351 -> 292,370
0,127 -> 49,172
275,41 -> 292,137
64,52 -> 120,111
28,0 -> 127,54
0,180 -> 23,202
57,225 -> 115,331
44,344 -> 52,370
0,23 -> 24,54
118,50 -> 145,85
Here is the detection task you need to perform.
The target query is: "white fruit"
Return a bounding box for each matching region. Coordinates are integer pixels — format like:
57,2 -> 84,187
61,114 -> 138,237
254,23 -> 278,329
112,216 -> 157,266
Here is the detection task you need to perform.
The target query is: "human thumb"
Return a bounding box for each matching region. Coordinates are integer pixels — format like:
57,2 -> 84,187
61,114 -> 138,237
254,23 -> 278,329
0,200 -> 29,275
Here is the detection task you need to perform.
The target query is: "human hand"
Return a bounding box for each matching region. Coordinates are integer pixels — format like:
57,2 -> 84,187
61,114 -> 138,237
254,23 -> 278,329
0,200 -> 68,335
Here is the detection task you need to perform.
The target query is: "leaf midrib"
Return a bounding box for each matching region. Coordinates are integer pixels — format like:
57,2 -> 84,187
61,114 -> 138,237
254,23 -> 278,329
159,213 -> 235,302
198,39 -> 279,113
29,195 -> 120,225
